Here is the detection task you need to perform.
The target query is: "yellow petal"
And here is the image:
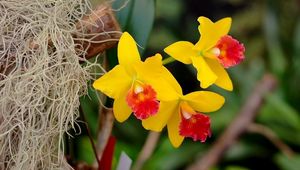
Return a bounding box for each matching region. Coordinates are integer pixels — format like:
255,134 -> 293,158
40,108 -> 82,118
113,94 -> 132,122
135,54 -> 180,101
158,53 -> 182,95
139,53 -> 162,74
182,91 -> 225,113
167,108 -> 184,148
142,100 -> 179,132
205,58 -> 233,91
93,65 -> 132,99
191,56 -> 217,89
164,41 -> 197,64
161,66 -> 182,95
195,17 -> 232,51
118,32 -> 141,74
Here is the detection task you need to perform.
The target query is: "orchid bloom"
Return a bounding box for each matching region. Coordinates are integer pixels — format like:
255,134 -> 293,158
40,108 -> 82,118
142,74 -> 225,148
164,16 -> 245,91
93,32 -> 178,122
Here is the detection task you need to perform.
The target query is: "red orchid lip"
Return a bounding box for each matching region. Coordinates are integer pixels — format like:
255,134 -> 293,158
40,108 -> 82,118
179,102 -> 211,142
215,35 -> 245,68
126,83 -> 159,120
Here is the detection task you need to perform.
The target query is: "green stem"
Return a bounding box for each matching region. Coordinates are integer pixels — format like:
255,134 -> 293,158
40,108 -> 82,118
162,57 -> 175,65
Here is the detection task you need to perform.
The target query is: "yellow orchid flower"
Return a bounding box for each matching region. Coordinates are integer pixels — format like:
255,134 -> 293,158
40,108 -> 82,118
164,16 -> 245,91
142,74 -> 225,148
93,32 -> 178,122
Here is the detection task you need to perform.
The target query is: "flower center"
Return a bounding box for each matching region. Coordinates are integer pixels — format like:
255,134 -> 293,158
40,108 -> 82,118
179,101 -> 211,142
126,81 -> 159,120
212,35 -> 245,68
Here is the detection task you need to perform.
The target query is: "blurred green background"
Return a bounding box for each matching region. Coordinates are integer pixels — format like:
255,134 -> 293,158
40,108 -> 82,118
76,0 -> 300,169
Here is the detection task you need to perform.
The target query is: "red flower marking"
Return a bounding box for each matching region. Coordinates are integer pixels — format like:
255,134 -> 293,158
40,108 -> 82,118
126,83 -> 159,120
215,35 -> 245,68
179,102 -> 211,142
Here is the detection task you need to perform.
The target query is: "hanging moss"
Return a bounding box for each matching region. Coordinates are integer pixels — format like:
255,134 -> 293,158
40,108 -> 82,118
0,0 -> 119,169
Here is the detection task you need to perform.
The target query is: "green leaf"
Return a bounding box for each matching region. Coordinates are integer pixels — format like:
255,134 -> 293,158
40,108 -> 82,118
224,140 -> 267,161
108,0 -> 156,69
156,0 -> 183,19
126,0 -> 155,55
107,0 -> 135,69
112,0 -> 134,30
269,126 -> 300,146
263,6 -> 286,76
225,166 -> 250,170
76,136 -> 95,165
293,19 -> 300,69
143,137 -> 205,170
258,93 -> 300,131
258,93 -> 300,145
266,94 -> 300,130
275,153 -> 300,170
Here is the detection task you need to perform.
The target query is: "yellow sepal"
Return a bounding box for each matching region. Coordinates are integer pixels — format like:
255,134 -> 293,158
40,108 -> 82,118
182,91 -> 225,113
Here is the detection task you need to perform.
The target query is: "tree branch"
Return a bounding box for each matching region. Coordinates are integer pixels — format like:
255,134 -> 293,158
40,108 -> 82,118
132,132 -> 161,170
